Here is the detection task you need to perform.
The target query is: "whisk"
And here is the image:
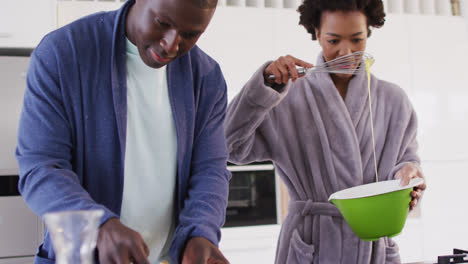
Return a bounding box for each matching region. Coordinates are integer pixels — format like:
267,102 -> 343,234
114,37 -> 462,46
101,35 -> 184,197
267,51 -> 374,80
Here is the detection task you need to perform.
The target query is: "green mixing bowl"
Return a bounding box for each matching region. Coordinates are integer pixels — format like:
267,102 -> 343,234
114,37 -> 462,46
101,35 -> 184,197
328,178 -> 424,241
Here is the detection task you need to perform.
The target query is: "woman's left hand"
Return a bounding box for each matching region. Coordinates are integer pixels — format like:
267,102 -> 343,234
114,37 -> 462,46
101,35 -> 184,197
395,163 -> 426,210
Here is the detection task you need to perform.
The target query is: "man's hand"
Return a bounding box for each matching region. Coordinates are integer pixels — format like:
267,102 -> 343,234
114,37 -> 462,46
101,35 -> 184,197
97,218 -> 150,264
395,163 -> 426,210
182,237 -> 230,264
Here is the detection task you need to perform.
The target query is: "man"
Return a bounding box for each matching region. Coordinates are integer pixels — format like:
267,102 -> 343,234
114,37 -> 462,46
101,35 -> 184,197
15,0 -> 231,263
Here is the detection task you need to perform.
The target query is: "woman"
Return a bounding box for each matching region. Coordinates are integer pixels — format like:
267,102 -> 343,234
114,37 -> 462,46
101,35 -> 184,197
224,0 -> 426,263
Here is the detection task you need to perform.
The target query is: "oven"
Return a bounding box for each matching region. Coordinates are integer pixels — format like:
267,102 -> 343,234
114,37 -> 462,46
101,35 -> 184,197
218,162 -> 282,263
224,161 -> 281,227
0,48 -> 43,263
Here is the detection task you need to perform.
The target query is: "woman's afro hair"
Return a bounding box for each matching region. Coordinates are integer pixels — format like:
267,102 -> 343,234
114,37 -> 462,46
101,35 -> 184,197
298,0 -> 386,40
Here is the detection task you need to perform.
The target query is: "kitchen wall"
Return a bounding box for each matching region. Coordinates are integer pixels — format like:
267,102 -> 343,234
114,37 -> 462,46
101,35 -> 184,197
1,0 -> 468,263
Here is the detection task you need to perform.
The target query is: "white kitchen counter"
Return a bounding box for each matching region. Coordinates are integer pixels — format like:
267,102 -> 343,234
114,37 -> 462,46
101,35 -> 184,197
220,224 -> 281,263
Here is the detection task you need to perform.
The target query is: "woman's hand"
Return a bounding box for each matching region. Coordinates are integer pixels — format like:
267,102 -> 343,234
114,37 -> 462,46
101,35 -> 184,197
182,237 -> 229,264
263,55 -> 314,85
395,163 -> 426,210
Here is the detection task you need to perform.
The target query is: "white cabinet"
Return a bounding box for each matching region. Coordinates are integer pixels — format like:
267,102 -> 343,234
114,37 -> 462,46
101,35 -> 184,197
0,197 -> 43,258
367,14 -> 412,95
0,0 -> 56,48
407,15 -> 468,161
0,55 -> 30,174
56,1 -> 124,28
271,9 -> 321,63
197,8 -> 276,101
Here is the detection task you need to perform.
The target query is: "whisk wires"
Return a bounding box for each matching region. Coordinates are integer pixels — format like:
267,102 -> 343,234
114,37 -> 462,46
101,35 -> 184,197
316,51 -> 374,74
267,51 -> 375,80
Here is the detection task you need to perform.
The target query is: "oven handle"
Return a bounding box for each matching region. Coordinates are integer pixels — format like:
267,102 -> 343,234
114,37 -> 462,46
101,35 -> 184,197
227,164 -> 275,172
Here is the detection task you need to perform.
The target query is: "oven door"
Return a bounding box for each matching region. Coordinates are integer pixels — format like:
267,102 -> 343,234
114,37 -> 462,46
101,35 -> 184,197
224,162 -> 280,227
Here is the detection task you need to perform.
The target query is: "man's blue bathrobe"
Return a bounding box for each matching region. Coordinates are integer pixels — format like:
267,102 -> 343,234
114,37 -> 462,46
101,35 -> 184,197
16,1 -> 231,263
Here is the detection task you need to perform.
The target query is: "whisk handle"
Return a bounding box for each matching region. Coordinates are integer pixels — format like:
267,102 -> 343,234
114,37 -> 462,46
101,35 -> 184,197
266,67 -> 307,81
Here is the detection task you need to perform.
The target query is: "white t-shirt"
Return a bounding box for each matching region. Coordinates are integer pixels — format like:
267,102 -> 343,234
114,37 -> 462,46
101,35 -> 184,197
120,37 -> 177,264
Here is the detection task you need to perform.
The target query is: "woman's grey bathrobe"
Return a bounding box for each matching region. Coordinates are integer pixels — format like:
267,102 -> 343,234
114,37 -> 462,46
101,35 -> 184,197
224,55 -> 420,264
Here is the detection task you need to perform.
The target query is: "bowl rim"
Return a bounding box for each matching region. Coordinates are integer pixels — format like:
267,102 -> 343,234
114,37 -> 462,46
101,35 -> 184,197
328,178 -> 424,201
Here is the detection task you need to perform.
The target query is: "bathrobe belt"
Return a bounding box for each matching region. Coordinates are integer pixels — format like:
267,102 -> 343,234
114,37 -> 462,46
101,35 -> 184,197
288,200 -> 342,217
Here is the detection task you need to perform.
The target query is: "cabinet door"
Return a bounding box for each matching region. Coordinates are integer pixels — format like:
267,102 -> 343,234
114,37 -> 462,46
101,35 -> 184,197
407,16 -> 468,161
366,14 -> 412,95
0,55 -> 30,174
197,7 -> 275,101
0,196 -> 42,258
0,0 -> 56,48
272,9 -> 321,63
